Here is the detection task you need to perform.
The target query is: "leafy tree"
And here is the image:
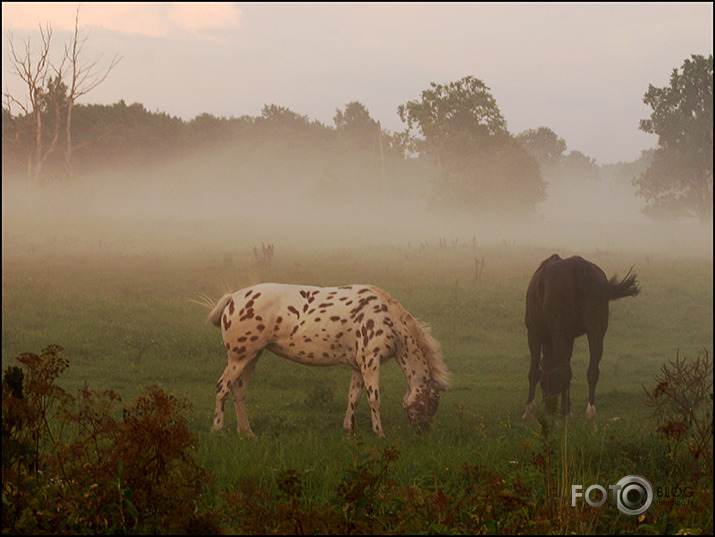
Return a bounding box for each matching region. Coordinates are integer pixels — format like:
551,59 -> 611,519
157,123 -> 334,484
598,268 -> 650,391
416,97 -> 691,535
331,101 -> 394,187
398,76 -> 508,164
516,127 -> 567,170
635,54 -> 713,222
334,101 -> 377,131
560,150 -> 599,182
186,112 -> 254,148
517,128 -> 600,186
398,76 -> 544,215
334,101 -> 379,151
259,104 -> 311,128
256,103 -> 334,151
68,100 -> 186,169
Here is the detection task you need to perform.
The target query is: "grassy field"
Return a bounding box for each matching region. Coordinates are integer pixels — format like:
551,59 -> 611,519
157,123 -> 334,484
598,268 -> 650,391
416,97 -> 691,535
2,214 -> 712,533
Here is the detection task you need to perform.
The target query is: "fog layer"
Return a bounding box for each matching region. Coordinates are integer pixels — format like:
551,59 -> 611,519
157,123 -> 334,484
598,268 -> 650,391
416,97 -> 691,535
2,148 -> 712,261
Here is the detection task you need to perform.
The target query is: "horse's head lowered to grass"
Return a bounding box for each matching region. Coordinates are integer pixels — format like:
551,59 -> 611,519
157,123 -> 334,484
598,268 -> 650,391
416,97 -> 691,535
396,312 -> 451,431
403,376 -> 449,430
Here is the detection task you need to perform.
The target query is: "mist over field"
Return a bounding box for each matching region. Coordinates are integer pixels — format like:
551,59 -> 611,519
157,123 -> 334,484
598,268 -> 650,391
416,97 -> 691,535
2,146 -> 712,263
2,5 -> 712,533
2,88 -> 712,537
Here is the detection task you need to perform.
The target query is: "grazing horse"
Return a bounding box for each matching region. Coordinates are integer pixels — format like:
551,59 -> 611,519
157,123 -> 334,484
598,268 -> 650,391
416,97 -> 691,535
523,254 -> 639,419
206,283 -> 451,438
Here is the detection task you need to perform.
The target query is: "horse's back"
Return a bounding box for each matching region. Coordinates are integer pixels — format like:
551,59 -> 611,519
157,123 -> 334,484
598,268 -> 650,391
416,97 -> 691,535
526,255 -> 610,337
219,283 -> 399,367
529,256 -> 607,303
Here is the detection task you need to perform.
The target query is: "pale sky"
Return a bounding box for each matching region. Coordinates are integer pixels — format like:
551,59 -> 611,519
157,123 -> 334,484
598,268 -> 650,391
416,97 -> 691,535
2,2 -> 713,164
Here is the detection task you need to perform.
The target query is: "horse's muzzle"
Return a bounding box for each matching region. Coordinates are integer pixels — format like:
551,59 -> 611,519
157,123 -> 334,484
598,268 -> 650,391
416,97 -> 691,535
405,390 -> 440,429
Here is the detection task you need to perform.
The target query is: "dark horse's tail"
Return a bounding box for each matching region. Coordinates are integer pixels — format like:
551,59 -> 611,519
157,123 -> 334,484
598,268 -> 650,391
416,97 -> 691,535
606,267 -> 640,299
578,259 -> 640,301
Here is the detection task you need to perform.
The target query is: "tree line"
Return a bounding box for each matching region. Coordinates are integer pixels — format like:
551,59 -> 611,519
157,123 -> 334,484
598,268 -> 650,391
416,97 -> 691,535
2,12 -> 711,222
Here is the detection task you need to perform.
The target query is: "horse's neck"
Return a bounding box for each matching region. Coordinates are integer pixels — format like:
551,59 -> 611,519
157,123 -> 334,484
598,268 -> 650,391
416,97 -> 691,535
397,351 -> 432,395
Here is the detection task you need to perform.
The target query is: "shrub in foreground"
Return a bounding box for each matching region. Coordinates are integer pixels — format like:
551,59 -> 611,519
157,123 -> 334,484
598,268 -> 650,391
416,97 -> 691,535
2,344 -> 220,534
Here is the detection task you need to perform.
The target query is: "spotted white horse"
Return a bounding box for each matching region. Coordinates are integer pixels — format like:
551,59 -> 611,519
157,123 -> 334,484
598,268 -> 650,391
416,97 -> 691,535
206,283 -> 451,438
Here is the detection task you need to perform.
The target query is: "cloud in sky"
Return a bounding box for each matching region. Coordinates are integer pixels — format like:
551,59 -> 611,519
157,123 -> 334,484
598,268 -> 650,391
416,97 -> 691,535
1,2 -> 242,38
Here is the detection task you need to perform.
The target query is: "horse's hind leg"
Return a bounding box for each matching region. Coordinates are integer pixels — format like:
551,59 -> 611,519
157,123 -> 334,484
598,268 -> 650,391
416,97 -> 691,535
584,301 -> 609,419
523,329 -> 542,419
343,368 -> 364,433
585,332 -> 605,420
212,351 -> 261,434
232,353 -> 261,439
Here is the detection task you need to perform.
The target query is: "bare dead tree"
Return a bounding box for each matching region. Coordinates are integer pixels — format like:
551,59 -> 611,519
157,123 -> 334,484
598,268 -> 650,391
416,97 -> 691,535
3,24 -> 58,183
3,6 -> 120,184
61,5 -> 120,182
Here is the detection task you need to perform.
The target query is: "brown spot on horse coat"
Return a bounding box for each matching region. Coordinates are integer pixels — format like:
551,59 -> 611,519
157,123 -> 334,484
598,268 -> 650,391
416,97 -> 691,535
223,314 -> 232,331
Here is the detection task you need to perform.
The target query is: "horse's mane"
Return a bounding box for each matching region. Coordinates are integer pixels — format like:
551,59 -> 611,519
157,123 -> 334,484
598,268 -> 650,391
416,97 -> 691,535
371,286 -> 451,391
409,317 -> 451,390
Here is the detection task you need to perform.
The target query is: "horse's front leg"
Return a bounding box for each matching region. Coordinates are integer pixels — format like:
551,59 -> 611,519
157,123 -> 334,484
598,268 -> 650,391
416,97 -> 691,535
212,352 -> 260,434
523,329 -> 542,419
554,335 -> 574,418
343,368 -> 364,433
558,365 -> 573,418
360,365 -> 385,438
560,387 -> 572,418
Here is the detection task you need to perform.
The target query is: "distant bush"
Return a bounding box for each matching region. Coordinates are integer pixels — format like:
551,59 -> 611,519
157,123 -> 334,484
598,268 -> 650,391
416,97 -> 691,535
2,344 -> 220,534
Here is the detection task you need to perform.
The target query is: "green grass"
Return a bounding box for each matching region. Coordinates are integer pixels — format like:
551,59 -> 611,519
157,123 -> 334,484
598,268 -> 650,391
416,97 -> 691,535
2,217 -> 712,532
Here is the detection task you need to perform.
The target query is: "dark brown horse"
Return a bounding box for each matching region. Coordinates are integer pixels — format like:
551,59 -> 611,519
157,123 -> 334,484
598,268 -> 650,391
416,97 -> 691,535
523,254 -> 639,419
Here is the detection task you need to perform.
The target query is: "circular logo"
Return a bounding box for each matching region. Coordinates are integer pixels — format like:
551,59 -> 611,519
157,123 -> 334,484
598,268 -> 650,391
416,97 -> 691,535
614,475 -> 653,516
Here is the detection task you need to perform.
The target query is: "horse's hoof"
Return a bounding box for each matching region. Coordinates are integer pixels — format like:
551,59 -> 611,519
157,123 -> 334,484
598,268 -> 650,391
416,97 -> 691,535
522,402 -> 536,419
238,429 -> 258,441
585,404 -> 596,420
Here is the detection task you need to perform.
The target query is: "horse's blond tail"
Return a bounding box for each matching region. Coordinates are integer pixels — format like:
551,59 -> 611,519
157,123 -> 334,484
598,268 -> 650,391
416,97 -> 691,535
207,293 -> 233,327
